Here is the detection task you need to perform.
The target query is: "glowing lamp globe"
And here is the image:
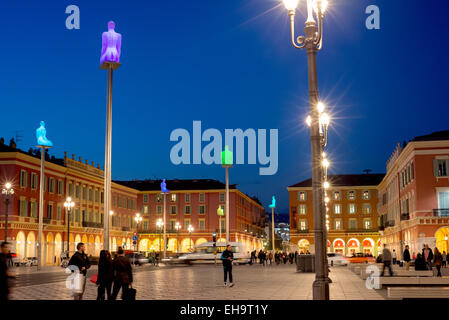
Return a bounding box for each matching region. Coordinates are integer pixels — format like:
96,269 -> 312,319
283,0 -> 299,11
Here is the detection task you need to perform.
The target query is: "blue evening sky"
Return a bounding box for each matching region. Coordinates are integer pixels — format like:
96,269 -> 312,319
0,0 -> 448,214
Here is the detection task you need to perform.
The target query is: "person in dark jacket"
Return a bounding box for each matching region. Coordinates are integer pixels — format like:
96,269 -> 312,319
380,244 -> 393,277
434,247 -> 443,277
96,250 -> 114,300
68,242 -> 91,300
111,247 -> 133,300
0,242 -> 16,301
403,245 -> 411,271
220,245 -> 234,287
415,253 -> 426,270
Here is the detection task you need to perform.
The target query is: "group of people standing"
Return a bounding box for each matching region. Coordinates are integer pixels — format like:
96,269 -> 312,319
68,242 -> 133,300
381,243 -> 447,277
249,250 -> 297,266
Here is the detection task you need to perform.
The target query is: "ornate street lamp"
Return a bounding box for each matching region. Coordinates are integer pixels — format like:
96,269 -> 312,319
221,146 -> 233,245
134,213 -> 142,251
2,182 -> 14,242
64,197 -> 75,255
188,225 -> 194,251
281,0 -> 330,300
160,179 -> 169,259
175,222 -> 181,254
156,218 -> 164,253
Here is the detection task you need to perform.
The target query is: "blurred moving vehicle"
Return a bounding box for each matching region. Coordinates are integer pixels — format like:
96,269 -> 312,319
125,252 -> 148,266
347,252 -> 376,264
327,252 -> 349,266
166,242 -> 250,265
23,257 -> 38,267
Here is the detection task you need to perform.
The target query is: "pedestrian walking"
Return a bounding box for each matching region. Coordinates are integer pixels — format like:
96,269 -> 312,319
392,249 -> 397,265
268,251 -> 273,265
96,249 -> 114,300
0,242 -> 16,301
443,251 -> 447,268
403,245 -> 411,271
221,244 -> 234,287
68,242 -> 91,300
434,247 -> 443,277
111,247 -> 133,300
380,244 -> 393,277
423,244 -> 434,271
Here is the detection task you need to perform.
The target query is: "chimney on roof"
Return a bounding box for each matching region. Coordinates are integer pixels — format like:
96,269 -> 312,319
79,156 -> 82,162
85,159 -> 88,164
97,164 -> 100,169
72,154 -> 75,160
91,161 -> 94,166
64,151 -> 67,159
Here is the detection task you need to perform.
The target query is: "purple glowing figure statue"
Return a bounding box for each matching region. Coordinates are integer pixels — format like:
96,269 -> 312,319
100,21 -> 122,65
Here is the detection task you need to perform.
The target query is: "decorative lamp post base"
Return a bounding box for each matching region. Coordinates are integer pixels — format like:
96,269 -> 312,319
100,61 -> 121,70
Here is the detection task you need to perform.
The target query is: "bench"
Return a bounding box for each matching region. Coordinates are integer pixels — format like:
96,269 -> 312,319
388,287 -> 449,299
378,276 -> 449,288
361,268 -> 433,279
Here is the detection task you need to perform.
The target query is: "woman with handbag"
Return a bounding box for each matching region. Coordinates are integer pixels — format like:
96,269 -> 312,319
96,250 -> 114,300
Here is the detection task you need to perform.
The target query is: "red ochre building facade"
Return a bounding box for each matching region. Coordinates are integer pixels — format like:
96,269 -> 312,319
378,131 -> 449,257
0,140 -> 265,265
288,174 -> 384,256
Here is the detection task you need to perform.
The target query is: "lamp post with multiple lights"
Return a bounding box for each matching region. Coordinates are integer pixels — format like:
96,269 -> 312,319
175,222 -> 181,254
157,218 -> 164,253
64,197 -> 75,255
2,183 -> 14,242
134,213 -> 142,251
282,0 -> 330,300
188,225 -> 194,251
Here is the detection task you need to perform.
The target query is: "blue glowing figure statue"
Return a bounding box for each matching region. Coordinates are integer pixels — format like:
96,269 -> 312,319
269,196 -> 276,208
161,179 -> 169,193
36,121 -> 53,147
100,21 -> 122,65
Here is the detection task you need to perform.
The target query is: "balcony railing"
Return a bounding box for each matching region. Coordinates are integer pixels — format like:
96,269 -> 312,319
43,218 -> 52,224
297,229 -> 309,233
433,209 -> 449,217
386,220 -> 395,227
121,226 -> 130,231
82,221 -> 103,229
400,213 -> 410,221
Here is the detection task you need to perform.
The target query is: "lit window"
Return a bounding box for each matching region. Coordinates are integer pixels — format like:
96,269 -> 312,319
170,194 -> 177,202
362,190 -> 370,200
333,191 -> 341,200
298,205 -> 307,215
298,192 -> 307,201
348,203 -> 356,214
334,204 -> 342,214
362,203 -> 371,214
199,193 -> 205,202
347,190 -> 356,200
186,193 -> 191,203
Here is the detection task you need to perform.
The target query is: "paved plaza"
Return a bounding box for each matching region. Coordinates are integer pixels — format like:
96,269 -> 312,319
10,264 -> 386,300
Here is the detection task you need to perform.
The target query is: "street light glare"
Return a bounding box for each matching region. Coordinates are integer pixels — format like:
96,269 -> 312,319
320,112 -> 330,126
323,181 -> 330,189
283,0 -> 299,11
306,115 -> 312,127
313,0 -> 328,13
317,101 -> 325,113
5,182 -> 11,189
322,158 -> 329,168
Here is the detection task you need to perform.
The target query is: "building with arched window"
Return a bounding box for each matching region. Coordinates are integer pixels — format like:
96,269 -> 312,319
288,173 -> 384,256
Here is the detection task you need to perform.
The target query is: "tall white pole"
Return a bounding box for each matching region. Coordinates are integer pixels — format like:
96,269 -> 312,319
163,193 -> 167,259
272,207 -> 275,252
37,146 -> 45,270
225,166 -> 230,245
103,65 -> 113,251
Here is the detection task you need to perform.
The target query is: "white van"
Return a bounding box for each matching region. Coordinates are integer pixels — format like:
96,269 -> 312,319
176,241 -> 250,265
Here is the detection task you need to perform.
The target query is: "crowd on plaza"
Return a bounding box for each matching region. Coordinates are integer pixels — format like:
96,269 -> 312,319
249,249 -> 299,266
379,243 -> 447,277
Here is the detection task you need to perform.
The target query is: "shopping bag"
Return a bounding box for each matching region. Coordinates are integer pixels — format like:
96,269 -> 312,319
90,274 -> 98,284
124,287 -> 136,301
72,273 -> 85,294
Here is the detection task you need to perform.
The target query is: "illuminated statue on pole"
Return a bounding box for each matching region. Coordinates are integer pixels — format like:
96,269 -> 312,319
161,179 -> 169,193
36,121 -> 53,147
269,196 -> 276,208
100,21 -> 122,65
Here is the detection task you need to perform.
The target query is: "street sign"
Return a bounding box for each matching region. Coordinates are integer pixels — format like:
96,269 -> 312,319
133,240 -> 137,245
132,235 -> 137,241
